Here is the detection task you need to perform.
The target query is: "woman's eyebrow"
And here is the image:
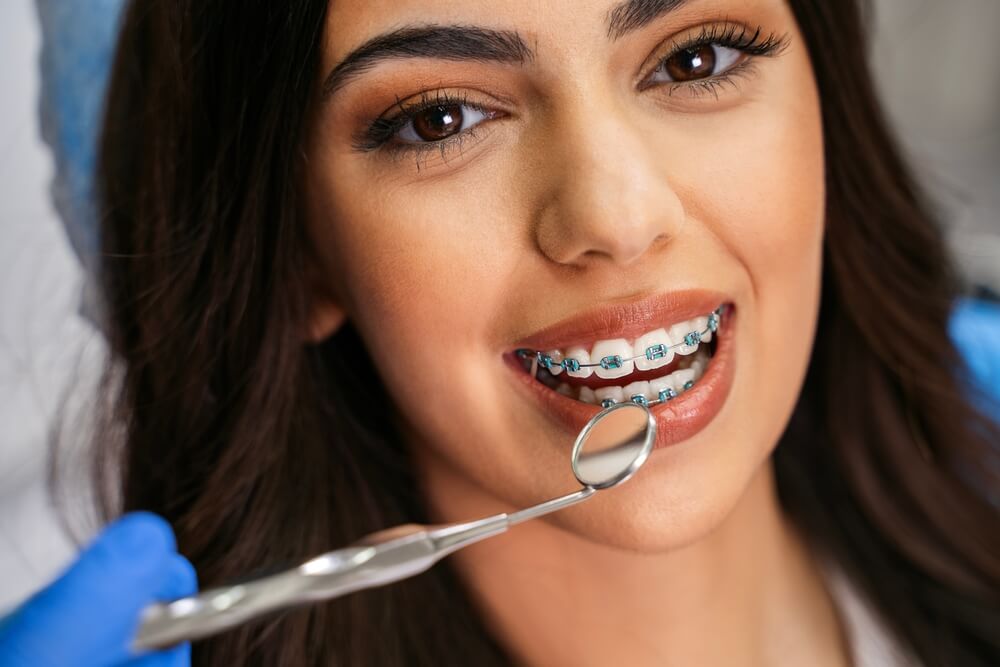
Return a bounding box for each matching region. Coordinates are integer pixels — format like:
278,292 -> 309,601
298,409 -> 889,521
320,0 -> 692,102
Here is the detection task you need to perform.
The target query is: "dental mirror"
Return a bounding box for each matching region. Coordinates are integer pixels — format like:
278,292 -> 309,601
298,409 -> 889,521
571,401 -> 656,489
133,402 -> 656,652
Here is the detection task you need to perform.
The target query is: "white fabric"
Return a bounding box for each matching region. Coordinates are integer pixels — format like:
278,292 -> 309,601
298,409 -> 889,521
822,559 -> 922,666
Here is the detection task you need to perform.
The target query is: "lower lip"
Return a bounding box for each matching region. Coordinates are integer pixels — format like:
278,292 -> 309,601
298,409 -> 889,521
504,306 -> 738,450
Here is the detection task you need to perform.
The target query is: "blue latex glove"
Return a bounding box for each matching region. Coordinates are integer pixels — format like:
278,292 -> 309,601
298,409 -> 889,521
0,512 -> 197,666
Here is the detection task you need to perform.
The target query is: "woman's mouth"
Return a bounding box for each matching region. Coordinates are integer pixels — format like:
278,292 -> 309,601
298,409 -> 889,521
512,307 -> 721,408
504,293 -> 738,450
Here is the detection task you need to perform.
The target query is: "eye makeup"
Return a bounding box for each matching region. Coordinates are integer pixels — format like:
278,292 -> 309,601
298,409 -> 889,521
641,22 -> 790,98
350,89 -> 504,159
350,21 -> 790,167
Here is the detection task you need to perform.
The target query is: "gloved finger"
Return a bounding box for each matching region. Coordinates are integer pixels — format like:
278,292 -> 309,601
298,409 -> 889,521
153,554 -> 198,601
0,512 -> 180,666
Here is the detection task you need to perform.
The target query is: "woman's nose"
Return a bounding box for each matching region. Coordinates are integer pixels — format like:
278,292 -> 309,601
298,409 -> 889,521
532,98 -> 685,268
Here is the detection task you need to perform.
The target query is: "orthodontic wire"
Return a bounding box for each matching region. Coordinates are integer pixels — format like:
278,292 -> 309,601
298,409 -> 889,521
516,306 -> 726,409
517,306 -> 723,370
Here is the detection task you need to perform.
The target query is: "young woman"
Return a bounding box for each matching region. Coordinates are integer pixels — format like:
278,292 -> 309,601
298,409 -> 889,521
5,0 -> 999,665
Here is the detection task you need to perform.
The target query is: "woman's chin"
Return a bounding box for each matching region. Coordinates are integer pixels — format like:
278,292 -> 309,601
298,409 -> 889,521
535,458 -> 768,555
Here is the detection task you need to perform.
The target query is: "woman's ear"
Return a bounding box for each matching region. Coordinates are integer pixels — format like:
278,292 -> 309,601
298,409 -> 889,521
305,290 -> 346,343
303,254 -> 347,344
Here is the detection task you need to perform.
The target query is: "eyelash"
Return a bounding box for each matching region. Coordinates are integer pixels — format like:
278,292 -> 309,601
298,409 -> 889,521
353,89 -> 497,168
355,23 -> 789,167
643,23 -> 789,97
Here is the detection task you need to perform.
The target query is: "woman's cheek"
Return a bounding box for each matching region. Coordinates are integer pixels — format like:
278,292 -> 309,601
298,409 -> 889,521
647,81 -> 824,457
718,89 -> 825,448
317,193 -> 508,411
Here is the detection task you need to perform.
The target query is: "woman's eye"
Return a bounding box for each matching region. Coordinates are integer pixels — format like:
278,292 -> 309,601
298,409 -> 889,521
649,43 -> 744,84
357,25 -> 788,162
396,103 -> 491,144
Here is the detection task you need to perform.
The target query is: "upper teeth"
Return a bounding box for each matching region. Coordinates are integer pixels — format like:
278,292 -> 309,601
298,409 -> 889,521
523,308 -> 721,380
571,346 -> 710,406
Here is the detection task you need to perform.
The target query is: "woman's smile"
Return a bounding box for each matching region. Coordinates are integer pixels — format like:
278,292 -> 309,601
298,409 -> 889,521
503,291 -> 738,449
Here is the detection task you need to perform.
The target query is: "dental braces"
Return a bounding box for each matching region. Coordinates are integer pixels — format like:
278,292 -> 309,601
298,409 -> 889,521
515,305 -> 725,409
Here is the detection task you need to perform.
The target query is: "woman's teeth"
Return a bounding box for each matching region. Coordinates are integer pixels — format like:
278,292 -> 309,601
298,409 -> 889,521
586,339 -> 634,379
515,308 -> 722,407
544,345 -> 711,406
524,311 -> 716,380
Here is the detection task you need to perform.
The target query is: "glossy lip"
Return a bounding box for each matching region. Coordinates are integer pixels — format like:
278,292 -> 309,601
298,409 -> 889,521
504,301 -> 738,450
508,288 -> 730,353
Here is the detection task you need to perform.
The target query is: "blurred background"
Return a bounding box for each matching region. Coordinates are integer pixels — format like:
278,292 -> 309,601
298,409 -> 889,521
1,0 -> 998,610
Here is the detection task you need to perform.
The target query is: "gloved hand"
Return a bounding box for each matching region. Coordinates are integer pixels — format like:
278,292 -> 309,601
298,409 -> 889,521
0,512 -> 197,666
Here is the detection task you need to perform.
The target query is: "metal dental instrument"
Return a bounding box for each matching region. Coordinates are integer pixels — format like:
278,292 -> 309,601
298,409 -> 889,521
133,401 -> 657,652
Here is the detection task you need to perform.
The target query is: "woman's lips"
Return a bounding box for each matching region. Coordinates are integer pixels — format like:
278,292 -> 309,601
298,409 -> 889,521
508,288 -> 728,354
504,305 -> 738,451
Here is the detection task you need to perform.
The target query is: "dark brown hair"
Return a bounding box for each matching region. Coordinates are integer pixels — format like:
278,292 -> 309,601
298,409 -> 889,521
86,0 -> 1000,664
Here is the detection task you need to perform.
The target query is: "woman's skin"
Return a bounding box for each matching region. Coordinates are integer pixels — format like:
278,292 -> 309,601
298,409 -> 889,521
303,0 -> 844,663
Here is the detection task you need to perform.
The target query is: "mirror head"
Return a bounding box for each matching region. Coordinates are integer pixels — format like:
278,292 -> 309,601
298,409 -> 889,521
570,402 -> 656,489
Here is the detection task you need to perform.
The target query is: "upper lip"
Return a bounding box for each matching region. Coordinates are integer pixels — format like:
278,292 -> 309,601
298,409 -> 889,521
508,288 -> 731,353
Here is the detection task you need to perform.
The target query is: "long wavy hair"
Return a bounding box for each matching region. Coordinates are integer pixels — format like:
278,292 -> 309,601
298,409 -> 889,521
82,0 -> 1000,664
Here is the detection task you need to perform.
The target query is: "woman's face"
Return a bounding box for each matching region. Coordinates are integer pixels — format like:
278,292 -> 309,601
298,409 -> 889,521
303,0 -> 824,550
